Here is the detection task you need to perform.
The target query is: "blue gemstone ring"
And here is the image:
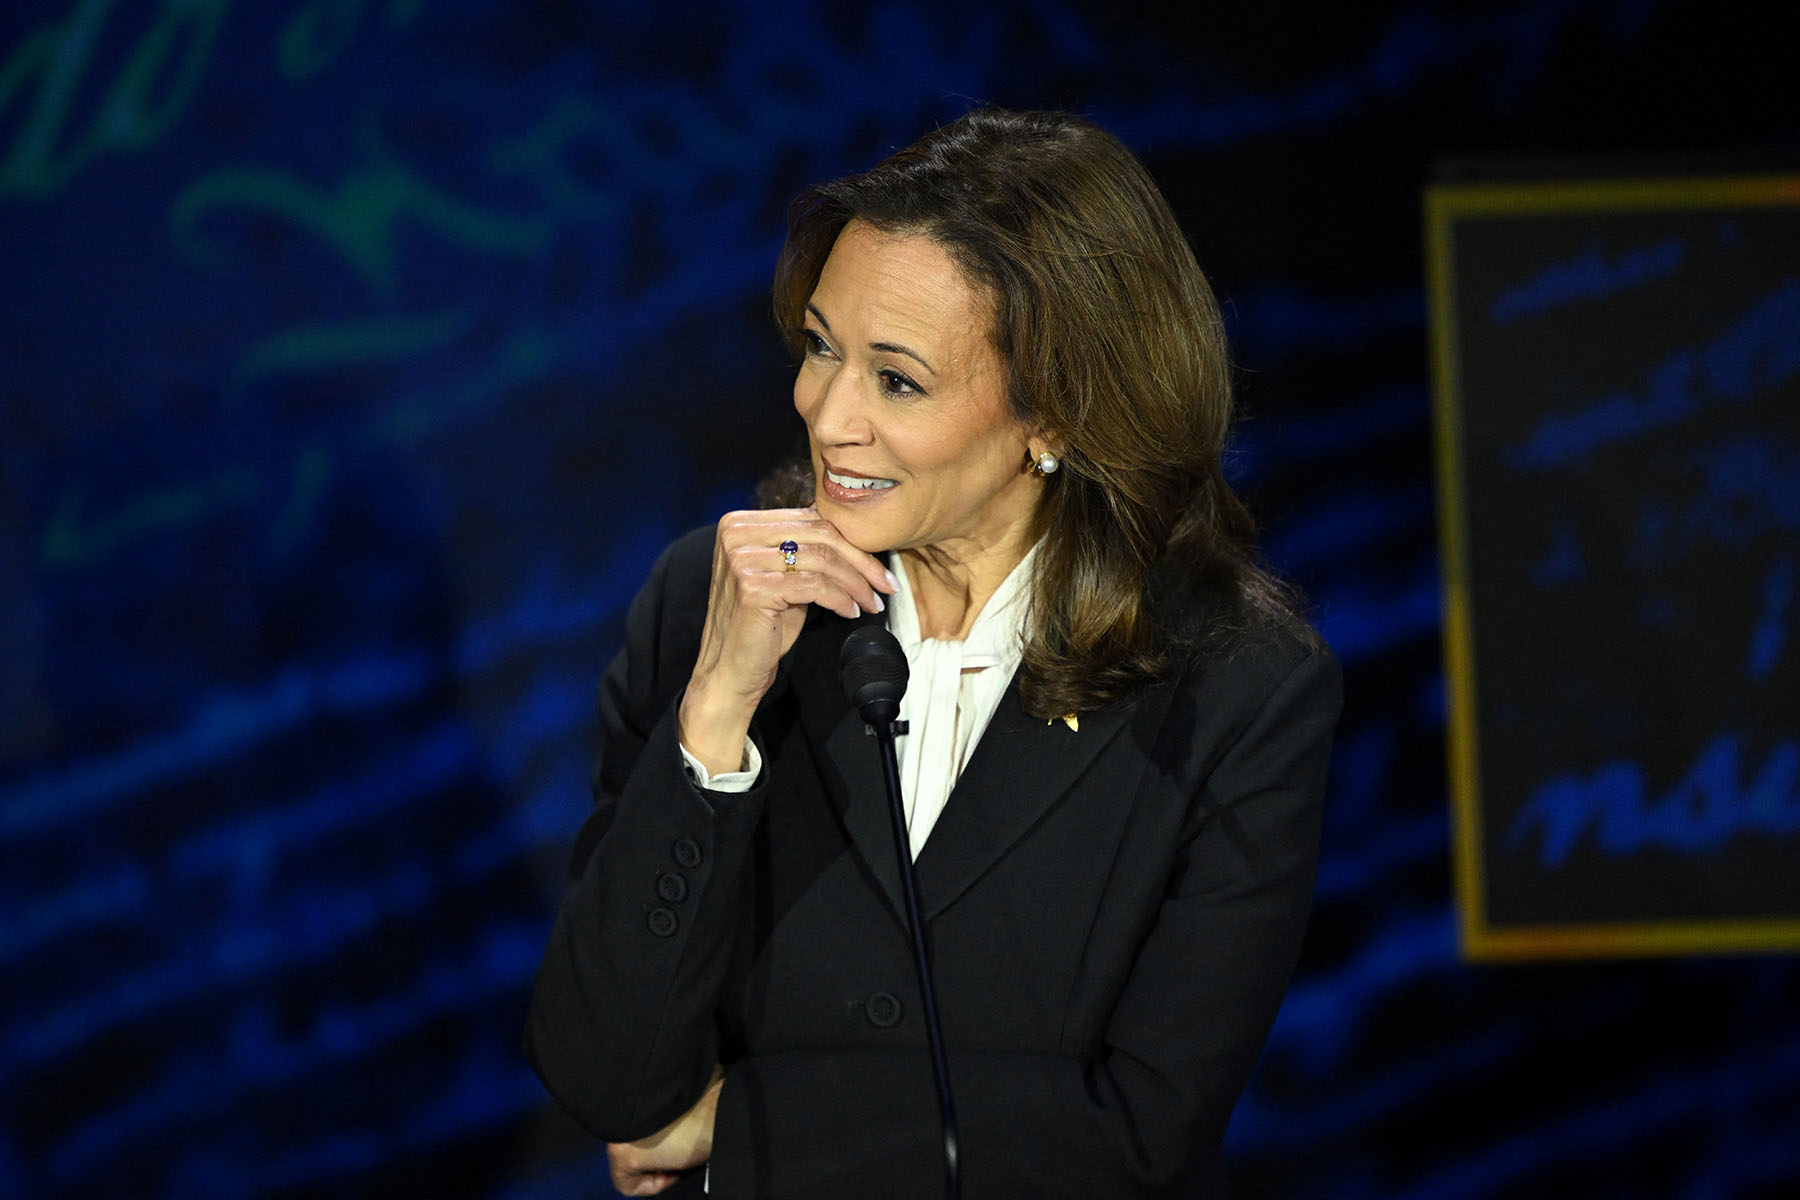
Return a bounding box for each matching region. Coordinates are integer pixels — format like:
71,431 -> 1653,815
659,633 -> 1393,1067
779,540 -> 799,570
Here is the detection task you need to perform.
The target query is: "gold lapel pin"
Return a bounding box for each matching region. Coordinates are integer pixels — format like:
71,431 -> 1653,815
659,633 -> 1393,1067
1046,713 -> 1079,732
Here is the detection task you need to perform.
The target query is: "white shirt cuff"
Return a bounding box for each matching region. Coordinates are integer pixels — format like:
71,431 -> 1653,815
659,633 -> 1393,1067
679,736 -> 762,791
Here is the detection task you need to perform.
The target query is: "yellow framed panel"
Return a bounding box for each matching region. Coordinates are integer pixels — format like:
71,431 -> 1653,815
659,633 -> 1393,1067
1425,174 -> 1800,960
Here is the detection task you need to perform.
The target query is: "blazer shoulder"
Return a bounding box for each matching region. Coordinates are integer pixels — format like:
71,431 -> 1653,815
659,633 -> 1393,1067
1150,591 -> 1342,773
1202,613 -> 1338,704
609,525 -> 717,712
1161,576 -> 1337,697
652,524 -> 718,612
1131,605 -> 1341,844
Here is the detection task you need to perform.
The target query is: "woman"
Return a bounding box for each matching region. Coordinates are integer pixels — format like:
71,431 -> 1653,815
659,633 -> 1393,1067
526,108 -> 1341,1198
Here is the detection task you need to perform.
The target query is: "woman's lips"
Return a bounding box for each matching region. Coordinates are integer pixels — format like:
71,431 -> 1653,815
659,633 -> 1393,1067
820,464 -> 898,502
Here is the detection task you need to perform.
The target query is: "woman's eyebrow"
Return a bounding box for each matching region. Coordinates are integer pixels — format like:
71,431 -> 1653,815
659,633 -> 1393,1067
806,303 -> 937,374
870,341 -> 935,374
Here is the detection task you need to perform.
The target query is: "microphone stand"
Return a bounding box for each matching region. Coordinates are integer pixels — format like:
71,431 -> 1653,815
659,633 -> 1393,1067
842,624 -> 960,1200
871,715 -> 961,1200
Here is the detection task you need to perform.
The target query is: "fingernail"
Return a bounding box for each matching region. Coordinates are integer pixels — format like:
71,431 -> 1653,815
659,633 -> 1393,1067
851,603 -> 861,618
869,592 -> 886,613
885,570 -> 899,592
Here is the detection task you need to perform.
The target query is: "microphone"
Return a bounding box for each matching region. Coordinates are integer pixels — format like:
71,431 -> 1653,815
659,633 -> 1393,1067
839,625 -> 961,1200
839,625 -> 908,726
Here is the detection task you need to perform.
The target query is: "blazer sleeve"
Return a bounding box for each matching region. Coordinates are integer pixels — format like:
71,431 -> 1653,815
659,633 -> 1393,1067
706,642 -> 1342,1198
523,530 -> 762,1142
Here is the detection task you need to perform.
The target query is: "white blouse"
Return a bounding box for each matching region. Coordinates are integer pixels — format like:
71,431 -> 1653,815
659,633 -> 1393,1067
680,542 -> 1038,860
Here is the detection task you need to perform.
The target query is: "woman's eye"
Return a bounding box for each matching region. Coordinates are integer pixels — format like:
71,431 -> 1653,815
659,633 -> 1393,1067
878,369 -> 923,397
801,329 -> 833,358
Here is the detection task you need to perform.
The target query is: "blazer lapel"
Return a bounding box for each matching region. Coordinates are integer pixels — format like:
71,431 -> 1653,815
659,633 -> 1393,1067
786,608 -> 1176,927
913,679 -> 1135,921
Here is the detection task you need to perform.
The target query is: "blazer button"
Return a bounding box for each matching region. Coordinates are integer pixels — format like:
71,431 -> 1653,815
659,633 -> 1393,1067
672,837 -> 703,869
646,906 -> 678,937
655,872 -> 688,903
864,992 -> 903,1028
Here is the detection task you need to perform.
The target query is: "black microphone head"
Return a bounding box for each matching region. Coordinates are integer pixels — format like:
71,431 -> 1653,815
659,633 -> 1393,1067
839,625 -> 908,725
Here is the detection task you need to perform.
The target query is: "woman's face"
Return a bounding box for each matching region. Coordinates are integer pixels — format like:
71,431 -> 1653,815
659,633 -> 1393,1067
795,220 -> 1041,561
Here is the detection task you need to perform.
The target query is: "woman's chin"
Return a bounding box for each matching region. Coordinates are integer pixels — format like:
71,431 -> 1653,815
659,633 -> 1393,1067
822,512 -> 886,554
815,503 -> 899,556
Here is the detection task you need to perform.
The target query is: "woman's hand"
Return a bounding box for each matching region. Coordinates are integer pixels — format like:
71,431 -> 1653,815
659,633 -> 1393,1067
605,1066 -> 726,1196
679,508 -> 895,775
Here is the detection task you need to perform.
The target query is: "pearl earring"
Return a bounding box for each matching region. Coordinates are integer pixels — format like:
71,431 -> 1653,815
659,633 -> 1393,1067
1034,451 -> 1059,476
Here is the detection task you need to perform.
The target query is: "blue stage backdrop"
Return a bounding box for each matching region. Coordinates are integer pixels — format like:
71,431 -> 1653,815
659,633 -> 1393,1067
3,2 -> 1796,1198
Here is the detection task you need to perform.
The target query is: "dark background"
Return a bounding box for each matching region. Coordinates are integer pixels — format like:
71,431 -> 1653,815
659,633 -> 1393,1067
3,2 -> 1796,1197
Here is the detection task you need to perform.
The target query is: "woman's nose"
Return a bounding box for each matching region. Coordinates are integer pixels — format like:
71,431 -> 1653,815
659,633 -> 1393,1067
802,368 -> 874,446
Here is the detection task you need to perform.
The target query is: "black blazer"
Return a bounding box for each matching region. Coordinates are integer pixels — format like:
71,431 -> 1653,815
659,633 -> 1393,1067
526,527 -> 1342,1198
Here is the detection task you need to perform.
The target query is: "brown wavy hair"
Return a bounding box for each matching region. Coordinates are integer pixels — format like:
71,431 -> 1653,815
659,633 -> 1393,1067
762,108 -> 1306,718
